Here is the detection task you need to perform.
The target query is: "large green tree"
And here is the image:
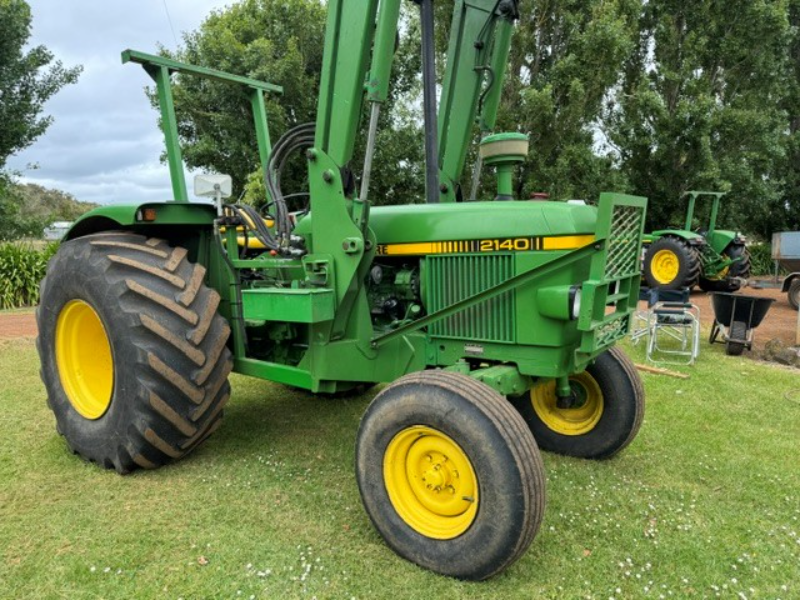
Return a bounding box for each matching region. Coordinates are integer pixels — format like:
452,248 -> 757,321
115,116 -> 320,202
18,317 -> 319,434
162,0 -> 425,207
161,0 -> 800,240
605,0 -> 789,236
0,0 -> 80,240
493,0 -> 639,201
0,0 -> 81,168
774,0 -> 800,235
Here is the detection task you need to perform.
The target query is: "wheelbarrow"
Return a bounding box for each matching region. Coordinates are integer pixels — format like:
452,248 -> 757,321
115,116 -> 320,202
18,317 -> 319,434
709,292 -> 775,356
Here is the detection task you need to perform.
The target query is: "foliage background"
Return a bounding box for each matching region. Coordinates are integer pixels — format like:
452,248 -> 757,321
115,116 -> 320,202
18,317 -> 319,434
156,0 -> 800,241
0,0 -> 83,240
4,0 -> 800,242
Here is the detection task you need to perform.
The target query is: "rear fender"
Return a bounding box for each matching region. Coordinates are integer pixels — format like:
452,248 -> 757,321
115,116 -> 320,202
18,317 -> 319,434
650,230 -> 705,245
706,230 -> 740,253
782,273 -> 800,293
66,202 -> 218,240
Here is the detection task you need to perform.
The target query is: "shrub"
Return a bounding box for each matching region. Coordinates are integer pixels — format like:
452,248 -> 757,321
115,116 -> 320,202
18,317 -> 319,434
0,242 -> 58,309
747,242 -> 785,277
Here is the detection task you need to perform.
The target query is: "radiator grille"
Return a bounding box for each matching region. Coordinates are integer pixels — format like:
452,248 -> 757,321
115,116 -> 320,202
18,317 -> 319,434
605,204 -> 644,279
426,254 -> 515,343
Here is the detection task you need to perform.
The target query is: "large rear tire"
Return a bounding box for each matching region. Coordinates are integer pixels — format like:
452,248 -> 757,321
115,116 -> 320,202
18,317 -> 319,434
37,232 -> 233,473
511,347 -> 645,459
356,371 -> 545,580
643,237 -> 701,290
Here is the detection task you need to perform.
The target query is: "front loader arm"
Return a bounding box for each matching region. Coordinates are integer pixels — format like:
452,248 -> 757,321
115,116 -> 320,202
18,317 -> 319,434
438,0 -> 519,202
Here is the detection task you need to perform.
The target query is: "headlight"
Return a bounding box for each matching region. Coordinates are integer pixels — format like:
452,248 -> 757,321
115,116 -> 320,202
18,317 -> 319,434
569,286 -> 581,320
537,285 -> 582,321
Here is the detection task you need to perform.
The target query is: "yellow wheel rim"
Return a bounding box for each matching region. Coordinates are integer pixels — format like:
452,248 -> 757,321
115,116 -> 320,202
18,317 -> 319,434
650,249 -> 680,285
531,372 -> 604,436
55,300 -> 114,420
383,426 -> 478,539
707,265 -> 729,281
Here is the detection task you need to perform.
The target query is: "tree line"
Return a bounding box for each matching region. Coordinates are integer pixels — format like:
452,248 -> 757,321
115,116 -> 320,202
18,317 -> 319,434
3,0 -> 800,241
162,0 -> 800,240
0,0 -> 83,240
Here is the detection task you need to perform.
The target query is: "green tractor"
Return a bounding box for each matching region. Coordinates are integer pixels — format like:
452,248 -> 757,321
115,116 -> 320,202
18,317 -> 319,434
36,0 -> 648,580
642,191 -> 750,291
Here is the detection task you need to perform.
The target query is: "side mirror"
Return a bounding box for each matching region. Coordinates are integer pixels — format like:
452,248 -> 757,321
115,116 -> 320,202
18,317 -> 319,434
194,174 -> 232,215
194,174 -> 232,199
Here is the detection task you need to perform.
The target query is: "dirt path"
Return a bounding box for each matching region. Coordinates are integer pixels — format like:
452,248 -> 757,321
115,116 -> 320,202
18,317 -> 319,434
0,286 -> 796,355
0,312 -> 37,340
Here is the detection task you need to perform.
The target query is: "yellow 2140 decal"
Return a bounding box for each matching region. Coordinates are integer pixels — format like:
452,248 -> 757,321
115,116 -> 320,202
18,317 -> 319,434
375,235 -> 594,256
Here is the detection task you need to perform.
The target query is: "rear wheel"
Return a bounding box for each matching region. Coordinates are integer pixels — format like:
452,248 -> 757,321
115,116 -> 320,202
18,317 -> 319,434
37,232 -> 233,473
787,279 -> 800,310
511,347 -> 644,459
643,237 -> 701,290
356,371 -> 545,580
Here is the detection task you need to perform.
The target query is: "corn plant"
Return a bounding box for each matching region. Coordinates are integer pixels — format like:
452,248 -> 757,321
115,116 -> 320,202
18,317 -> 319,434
0,242 -> 58,309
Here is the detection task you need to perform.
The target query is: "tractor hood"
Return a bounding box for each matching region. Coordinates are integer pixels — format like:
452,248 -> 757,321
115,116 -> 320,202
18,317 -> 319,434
366,201 -> 597,243
294,201 -> 598,244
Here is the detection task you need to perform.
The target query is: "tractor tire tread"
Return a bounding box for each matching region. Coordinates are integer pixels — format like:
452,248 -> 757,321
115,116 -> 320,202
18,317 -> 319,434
356,370 -> 545,580
512,347 -> 645,459
36,231 -> 232,474
644,236 -> 701,290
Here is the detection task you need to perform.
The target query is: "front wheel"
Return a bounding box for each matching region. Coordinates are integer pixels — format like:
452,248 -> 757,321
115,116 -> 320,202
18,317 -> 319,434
725,320 -> 748,356
511,347 -> 645,459
355,371 -> 545,580
699,244 -> 750,293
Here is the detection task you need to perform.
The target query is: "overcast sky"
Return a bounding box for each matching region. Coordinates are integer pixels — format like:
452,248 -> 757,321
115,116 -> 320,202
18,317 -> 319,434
7,0 -> 231,205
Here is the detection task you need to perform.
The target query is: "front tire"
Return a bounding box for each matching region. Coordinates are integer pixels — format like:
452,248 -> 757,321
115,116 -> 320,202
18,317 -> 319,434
511,347 -> 645,459
699,243 -> 750,293
725,321 -> 747,356
37,232 -> 233,473
356,371 -> 545,580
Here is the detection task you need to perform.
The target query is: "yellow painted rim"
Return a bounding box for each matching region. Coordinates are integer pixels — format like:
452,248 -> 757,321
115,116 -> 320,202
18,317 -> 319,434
650,248 -> 680,284
706,265 -> 729,281
55,300 -> 114,420
531,372 -> 604,436
383,425 -> 479,539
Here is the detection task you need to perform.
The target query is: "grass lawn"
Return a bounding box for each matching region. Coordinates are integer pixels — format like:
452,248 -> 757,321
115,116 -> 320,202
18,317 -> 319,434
1,337 -> 798,599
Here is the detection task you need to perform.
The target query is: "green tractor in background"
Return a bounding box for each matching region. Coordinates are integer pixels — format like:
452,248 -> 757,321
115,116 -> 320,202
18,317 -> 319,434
642,191 -> 750,291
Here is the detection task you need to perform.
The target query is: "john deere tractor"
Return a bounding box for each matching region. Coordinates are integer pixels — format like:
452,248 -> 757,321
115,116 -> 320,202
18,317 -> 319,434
37,0 -> 647,580
642,191 -> 750,291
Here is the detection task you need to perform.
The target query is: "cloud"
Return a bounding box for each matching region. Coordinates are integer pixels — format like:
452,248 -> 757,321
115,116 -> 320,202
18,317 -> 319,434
7,0 -> 225,205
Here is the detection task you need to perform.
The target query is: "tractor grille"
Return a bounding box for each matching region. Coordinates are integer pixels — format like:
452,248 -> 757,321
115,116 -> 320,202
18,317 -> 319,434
595,317 -> 629,347
605,204 -> 645,279
426,254 -> 515,343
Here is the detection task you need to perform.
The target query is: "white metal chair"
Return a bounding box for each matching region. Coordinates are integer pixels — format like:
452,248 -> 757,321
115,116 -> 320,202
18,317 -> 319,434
631,288 -> 700,365
646,299 -> 700,365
